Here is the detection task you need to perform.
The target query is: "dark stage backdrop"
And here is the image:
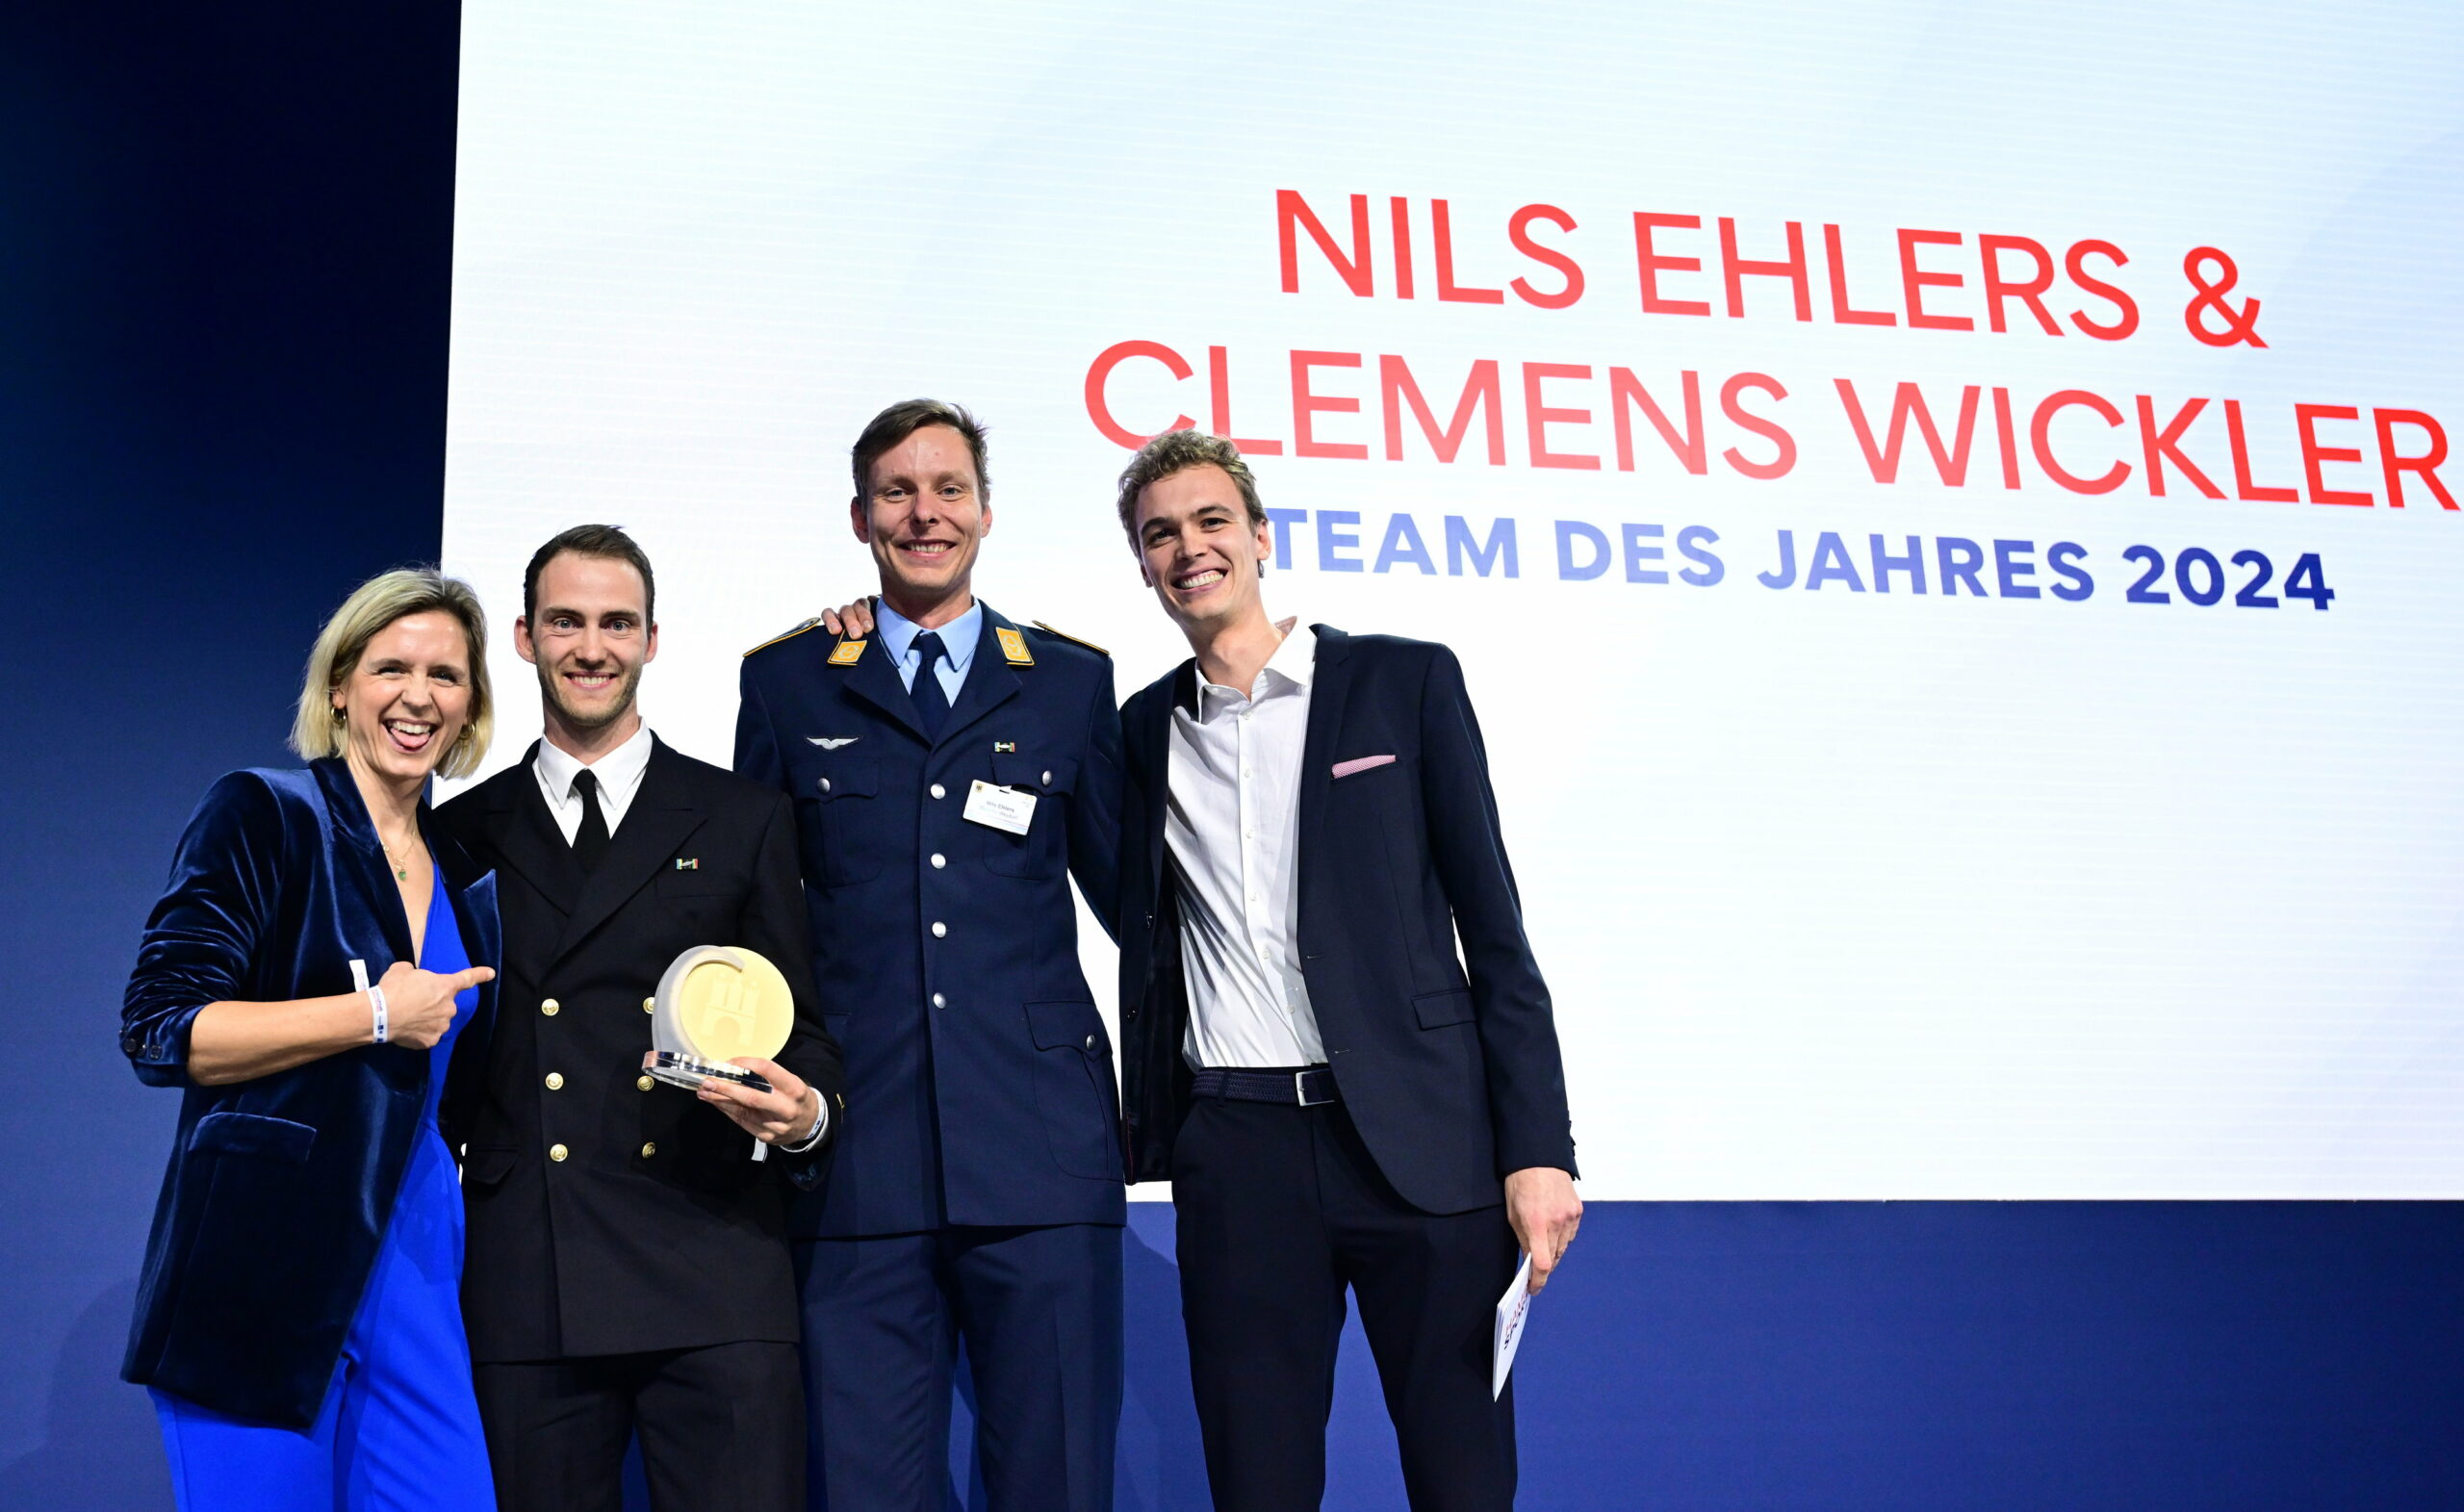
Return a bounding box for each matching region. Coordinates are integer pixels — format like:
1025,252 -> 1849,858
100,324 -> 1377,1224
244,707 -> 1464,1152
3,7 -> 2459,1510
0,7 -> 464,1507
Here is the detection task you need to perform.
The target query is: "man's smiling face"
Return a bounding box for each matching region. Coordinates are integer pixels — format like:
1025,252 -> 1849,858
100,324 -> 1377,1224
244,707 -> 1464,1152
1133,463 -> 1271,634
515,550 -> 656,734
854,423 -> 990,612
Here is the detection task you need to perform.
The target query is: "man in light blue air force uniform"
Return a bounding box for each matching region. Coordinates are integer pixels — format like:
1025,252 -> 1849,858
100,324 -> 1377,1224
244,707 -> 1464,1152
734,398 -> 1125,1512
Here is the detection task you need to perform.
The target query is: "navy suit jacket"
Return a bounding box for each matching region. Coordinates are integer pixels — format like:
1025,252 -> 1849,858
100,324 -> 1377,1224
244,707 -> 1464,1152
736,602 -> 1126,1236
1117,627 -> 1577,1216
120,758 -> 500,1427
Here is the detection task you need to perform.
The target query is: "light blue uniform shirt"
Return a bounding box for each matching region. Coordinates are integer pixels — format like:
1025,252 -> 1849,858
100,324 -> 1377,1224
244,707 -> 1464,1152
874,598 -> 982,705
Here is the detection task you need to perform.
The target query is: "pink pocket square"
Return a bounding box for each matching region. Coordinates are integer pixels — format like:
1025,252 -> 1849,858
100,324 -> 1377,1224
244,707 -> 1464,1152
1331,754 -> 1397,779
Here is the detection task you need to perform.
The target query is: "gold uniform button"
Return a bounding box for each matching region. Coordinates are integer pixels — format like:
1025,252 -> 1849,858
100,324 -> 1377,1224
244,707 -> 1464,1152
544,1072 -> 564,1090
643,997 -> 655,1014
541,998 -> 560,1016
640,1142 -> 657,1158
549,1143 -> 569,1162
637,1075 -> 654,1092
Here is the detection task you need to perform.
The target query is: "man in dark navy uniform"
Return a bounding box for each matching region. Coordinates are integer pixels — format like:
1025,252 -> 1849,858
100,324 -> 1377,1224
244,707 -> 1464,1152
438,525 -> 841,1512
734,399 -> 1124,1512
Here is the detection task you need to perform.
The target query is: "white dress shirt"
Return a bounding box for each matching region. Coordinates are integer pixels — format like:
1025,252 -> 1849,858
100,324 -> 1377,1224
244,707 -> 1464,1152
530,722 -> 655,841
1167,619 -> 1326,1069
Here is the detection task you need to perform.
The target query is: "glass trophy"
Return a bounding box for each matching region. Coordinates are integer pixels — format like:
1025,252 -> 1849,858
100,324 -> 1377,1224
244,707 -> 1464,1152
647,945 -> 796,1094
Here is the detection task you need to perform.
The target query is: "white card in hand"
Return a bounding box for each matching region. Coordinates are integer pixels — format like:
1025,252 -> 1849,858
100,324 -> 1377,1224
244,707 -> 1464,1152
1492,1251 -> 1534,1399
963,780 -> 1037,835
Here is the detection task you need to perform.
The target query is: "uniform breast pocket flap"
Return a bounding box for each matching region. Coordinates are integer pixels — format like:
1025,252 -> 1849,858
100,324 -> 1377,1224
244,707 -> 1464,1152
800,754 -> 878,802
188,1110 -> 318,1165
991,753 -> 1077,795
796,751 -> 889,887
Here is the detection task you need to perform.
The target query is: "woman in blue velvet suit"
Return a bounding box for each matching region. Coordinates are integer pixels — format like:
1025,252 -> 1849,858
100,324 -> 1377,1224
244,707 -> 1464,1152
121,568 -> 503,1511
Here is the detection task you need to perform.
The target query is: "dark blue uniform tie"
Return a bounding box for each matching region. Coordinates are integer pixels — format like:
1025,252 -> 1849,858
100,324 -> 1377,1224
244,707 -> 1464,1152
909,630 -> 951,740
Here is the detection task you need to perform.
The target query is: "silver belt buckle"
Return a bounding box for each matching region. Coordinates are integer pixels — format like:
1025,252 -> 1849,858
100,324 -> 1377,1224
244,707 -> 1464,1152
1295,1069 -> 1331,1107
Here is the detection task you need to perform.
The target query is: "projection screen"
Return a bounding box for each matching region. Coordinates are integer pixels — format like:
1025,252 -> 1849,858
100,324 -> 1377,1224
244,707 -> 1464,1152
441,0 -> 2464,1198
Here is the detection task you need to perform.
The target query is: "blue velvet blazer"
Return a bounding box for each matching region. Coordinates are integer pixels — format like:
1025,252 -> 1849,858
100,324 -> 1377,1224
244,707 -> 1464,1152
119,757 -> 500,1427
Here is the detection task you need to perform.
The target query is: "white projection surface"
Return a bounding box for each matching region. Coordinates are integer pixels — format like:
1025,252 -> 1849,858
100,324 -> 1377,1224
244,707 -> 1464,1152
442,1 -> 2464,1198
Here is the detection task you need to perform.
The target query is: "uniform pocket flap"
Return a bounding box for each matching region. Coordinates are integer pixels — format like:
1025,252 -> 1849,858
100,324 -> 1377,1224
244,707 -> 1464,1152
188,1110 -> 317,1165
992,754 -> 1076,794
462,1144 -> 518,1186
799,754 -> 877,800
1412,988 -> 1475,1029
1026,998 -> 1106,1051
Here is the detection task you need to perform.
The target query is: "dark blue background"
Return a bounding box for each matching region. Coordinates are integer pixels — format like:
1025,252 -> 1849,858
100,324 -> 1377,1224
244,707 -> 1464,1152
5,6 -> 2460,1508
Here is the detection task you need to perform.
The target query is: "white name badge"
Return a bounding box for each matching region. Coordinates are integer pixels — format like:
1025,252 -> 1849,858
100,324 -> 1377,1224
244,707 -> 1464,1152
963,780 -> 1038,835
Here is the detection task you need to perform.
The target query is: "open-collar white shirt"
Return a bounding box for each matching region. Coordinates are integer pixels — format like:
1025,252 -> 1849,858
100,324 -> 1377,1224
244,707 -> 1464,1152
530,721 -> 655,844
1166,619 -> 1327,1069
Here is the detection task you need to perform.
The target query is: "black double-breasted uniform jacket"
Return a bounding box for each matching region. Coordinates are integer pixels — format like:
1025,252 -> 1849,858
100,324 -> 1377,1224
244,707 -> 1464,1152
436,735 -> 841,1362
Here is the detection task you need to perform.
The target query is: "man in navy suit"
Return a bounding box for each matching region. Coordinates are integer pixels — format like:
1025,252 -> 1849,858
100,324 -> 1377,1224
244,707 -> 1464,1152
1111,429 -> 1581,1512
735,399 -> 1124,1512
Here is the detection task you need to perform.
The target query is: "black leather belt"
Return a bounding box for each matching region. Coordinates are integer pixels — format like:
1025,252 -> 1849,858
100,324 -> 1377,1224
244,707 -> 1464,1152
1192,1065 -> 1340,1107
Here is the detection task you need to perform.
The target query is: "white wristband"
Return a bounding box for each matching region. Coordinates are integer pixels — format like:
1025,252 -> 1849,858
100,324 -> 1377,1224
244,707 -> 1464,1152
780,1095 -> 831,1153
368,986 -> 389,1044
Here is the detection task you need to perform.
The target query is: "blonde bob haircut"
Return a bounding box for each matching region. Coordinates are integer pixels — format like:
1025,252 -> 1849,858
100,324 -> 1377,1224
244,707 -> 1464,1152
290,567 -> 494,780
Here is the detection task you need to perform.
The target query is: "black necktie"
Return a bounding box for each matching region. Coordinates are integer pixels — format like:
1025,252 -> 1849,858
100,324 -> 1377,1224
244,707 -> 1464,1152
910,630 -> 951,740
572,767 -> 611,872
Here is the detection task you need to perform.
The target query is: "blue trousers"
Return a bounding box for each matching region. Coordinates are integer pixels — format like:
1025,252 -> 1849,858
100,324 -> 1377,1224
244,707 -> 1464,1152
796,1224 -> 1121,1512
152,1130 -> 493,1512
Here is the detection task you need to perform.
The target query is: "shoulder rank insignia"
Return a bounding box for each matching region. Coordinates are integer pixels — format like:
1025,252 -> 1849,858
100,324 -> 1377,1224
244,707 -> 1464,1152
743,616 -> 822,657
996,627 -> 1034,666
1030,621 -> 1110,656
828,637 -> 866,666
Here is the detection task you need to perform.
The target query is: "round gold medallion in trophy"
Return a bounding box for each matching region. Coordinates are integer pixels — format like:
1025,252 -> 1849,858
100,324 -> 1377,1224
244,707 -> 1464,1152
647,945 -> 795,1092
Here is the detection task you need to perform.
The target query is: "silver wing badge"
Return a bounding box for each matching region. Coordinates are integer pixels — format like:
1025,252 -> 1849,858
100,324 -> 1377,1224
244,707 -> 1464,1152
807,737 -> 860,750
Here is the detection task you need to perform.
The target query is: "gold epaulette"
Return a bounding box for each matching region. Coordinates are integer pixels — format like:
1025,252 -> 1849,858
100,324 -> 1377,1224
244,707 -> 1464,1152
1030,621 -> 1111,656
742,616 -> 823,656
